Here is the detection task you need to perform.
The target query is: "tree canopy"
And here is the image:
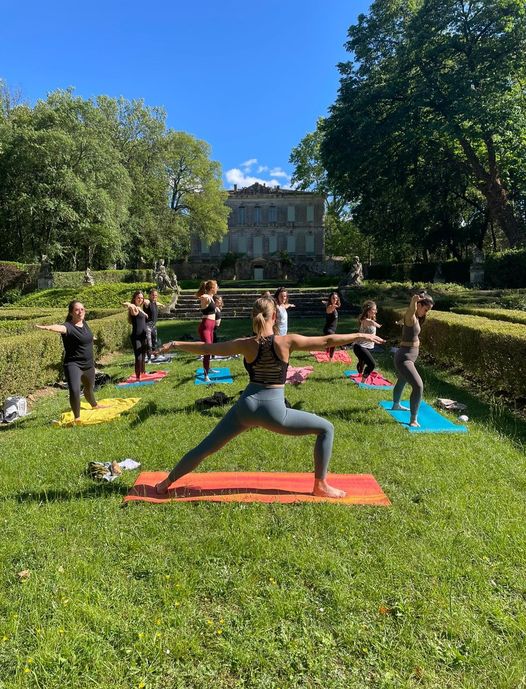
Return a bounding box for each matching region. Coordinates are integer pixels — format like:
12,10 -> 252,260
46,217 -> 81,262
292,0 -> 526,261
0,84 -> 229,269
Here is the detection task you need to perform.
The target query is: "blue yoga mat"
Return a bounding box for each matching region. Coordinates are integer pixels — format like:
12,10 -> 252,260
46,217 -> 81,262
115,380 -> 157,389
378,400 -> 468,433
344,370 -> 395,390
195,367 -> 233,385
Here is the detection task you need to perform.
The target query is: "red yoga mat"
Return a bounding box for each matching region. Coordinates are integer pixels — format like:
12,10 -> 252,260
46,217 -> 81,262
124,471 -> 390,505
119,370 -> 168,385
311,350 -> 352,363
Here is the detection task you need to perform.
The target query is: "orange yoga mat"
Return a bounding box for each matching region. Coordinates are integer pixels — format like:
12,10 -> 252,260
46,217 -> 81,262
124,471 -> 390,505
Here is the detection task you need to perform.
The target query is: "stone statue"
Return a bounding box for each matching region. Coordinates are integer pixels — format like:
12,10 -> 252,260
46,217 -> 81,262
37,255 -> 54,289
83,267 -> 95,286
155,259 -> 174,293
470,247 -> 485,286
340,256 -> 364,287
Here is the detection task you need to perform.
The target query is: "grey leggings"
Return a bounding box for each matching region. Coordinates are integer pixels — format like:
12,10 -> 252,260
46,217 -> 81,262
64,363 -> 97,419
166,383 -> 335,483
392,347 -> 423,420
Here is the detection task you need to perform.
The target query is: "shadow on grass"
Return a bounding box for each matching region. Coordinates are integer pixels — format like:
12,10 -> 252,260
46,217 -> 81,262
417,361 -> 526,446
7,481 -> 130,504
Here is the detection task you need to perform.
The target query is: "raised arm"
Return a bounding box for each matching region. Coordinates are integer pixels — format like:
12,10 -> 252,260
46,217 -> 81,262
123,301 -> 140,316
159,337 -> 254,358
362,317 -> 382,328
35,324 -> 67,334
403,295 -> 420,326
286,332 -> 384,353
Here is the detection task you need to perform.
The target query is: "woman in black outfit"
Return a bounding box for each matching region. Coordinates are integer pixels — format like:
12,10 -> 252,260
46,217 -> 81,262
35,300 -> 104,422
322,291 -> 341,359
123,290 -> 149,380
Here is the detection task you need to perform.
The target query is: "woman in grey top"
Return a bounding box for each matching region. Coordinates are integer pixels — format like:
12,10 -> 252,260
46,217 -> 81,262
392,291 -> 434,427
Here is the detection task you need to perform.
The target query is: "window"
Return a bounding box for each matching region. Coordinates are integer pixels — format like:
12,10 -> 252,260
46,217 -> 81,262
287,234 -> 296,253
287,205 -> 295,222
238,235 -> 247,253
201,239 -> 210,255
238,206 -> 246,225
268,205 -> 277,223
253,236 -> 263,256
306,233 -> 315,254
220,235 -> 229,253
254,206 -> 261,225
268,236 -> 277,253
306,205 -> 314,222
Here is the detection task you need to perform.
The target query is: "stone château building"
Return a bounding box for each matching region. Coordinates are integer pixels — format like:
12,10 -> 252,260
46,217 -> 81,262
188,182 -> 325,280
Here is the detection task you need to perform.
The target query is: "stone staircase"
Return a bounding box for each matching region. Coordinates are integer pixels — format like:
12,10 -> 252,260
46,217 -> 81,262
159,289 -> 353,320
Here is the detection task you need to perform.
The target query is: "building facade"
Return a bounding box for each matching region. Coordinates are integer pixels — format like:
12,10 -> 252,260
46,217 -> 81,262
188,182 -> 325,279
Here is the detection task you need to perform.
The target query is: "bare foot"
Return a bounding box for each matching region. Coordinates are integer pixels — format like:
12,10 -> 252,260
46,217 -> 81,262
409,420 -> 420,428
392,404 -> 410,411
204,375 -> 211,383
313,479 -> 346,498
72,418 -> 82,425
92,403 -> 110,410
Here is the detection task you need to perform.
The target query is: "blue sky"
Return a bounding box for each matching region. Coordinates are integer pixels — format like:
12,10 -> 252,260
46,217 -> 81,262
1,0 -> 370,189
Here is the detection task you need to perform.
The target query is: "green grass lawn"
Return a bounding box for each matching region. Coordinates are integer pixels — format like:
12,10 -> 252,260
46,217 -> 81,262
0,317 -> 525,688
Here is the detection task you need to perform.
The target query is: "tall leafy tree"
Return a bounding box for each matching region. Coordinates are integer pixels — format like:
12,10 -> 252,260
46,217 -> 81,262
322,0 -> 526,250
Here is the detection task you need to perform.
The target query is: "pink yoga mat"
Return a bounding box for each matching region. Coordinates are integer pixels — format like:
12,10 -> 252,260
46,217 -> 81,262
286,366 -> 314,384
349,371 -> 393,387
124,471 -> 390,505
311,350 -> 352,364
119,370 -> 168,385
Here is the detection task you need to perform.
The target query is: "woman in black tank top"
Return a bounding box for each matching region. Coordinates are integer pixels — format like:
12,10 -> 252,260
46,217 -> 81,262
35,300 -> 106,422
123,290 -> 149,380
155,296 -> 384,499
322,291 -> 341,359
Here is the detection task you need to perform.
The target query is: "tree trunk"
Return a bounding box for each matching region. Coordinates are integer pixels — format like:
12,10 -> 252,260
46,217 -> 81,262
482,178 -> 523,248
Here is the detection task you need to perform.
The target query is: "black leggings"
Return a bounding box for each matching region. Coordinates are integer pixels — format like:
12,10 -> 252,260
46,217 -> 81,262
323,327 -> 336,359
131,336 -> 147,378
64,363 -> 97,419
353,344 -> 376,378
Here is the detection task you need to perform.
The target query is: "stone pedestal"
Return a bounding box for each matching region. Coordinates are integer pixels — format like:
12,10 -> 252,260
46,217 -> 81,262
469,265 -> 485,286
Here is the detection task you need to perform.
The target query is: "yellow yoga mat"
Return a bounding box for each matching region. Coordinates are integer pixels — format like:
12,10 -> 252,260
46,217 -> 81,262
52,398 -> 140,428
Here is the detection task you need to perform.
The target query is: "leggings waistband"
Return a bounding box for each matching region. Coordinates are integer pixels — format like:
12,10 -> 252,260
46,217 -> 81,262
241,383 -> 285,400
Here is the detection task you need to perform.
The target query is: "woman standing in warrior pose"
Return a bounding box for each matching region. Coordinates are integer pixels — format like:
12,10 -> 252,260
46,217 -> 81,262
123,290 -> 149,380
196,280 -> 219,382
392,291 -> 434,427
274,287 -> 295,336
35,301 -> 106,422
353,300 -> 382,382
156,296 -> 384,498
322,291 -> 341,360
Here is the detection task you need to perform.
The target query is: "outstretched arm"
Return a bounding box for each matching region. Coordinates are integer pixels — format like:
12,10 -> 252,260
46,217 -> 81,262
287,332 -> 384,353
35,324 -> 67,334
362,318 -> 382,328
123,302 -> 140,316
158,337 -> 253,358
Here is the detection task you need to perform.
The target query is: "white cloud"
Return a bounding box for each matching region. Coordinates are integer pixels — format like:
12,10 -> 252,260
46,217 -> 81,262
269,167 -> 290,179
241,158 -> 258,171
225,159 -> 294,190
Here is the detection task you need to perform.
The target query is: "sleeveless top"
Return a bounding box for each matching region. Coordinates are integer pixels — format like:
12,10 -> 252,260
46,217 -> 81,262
145,300 -> 158,325
243,336 -> 288,385
62,321 -> 94,366
276,305 -> 288,336
355,320 -> 375,349
201,296 -> 215,316
324,308 -> 338,332
131,310 -> 148,339
401,318 -> 421,345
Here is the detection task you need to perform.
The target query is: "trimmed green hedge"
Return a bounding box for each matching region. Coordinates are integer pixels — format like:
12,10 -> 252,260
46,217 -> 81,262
0,308 -> 121,337
0,312 -> 130,400
13,283 -> 155,309
451,306 -> 526,326
53,269 -> 154,288
378,305 -> 526,399
485,249 -> 526,288
366,261 -> 470,284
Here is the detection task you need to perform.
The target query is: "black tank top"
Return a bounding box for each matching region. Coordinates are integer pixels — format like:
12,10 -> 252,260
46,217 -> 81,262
62,321 -> 94,366
145,300 -> 158,325
201,296 -> 215,316
243,336 -> 288,385
131,310 -> 147,339
324,308 -> 338,330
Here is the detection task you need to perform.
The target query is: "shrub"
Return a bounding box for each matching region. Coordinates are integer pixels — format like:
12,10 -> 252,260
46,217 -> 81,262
52,269 -> 154,288
451,306 -> 526,326
0,263 -> 28,297
485,249 -> 526,288
366,261 -> 469,284
14,283 -> 155,309
0,312 -> 130,399
378,305 -> 526,399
